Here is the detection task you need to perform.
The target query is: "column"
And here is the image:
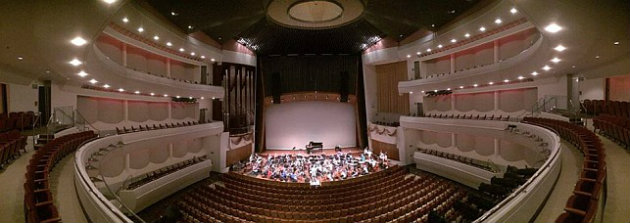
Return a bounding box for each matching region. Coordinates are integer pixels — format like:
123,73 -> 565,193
125,153 -> 130,171
493,138 -> 499,156
494,91 -> 499,111
451,133 -> 456,148
166,58 -> 171,77
493,40 -> 499,63
122,43 -> 128,67
451,94 -> 455,110
123,100 -> 128,121
450,54 -> 455,74
168,101 -> 172,120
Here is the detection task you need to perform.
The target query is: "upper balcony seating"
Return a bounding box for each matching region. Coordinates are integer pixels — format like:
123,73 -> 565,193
372,121 -> 400,127
593,114 -> 630,149
0,111 -> 38,132
23,131 -> 97,223
521,117 -> 605,223
0,130 -> 27,170
115,121 -> 200,135
416,147 -> 499,172
168,166 -> 470,223
124,156 -> 207,190
423,113 -> 511,122
126,66 -> 208,86
581,100 -> 630,118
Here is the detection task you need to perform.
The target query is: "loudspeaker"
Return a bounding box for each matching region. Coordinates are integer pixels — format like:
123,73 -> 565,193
339,71 -> 348,102
271,72 -> 281,103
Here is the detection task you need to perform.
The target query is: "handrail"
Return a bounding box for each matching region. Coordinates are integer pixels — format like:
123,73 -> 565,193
98,175 -> 146,223
75,109 -> 100,133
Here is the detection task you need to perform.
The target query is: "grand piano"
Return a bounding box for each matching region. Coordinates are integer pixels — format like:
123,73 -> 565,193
306,141 -> 323,154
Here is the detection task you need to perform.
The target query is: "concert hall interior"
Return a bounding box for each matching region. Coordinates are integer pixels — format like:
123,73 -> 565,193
2,0 -> 630,222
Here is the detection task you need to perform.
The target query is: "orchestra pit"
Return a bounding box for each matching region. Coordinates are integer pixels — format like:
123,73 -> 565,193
1,0 -> 630,223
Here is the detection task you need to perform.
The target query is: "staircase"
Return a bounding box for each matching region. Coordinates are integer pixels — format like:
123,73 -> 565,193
33,134 -> 54,150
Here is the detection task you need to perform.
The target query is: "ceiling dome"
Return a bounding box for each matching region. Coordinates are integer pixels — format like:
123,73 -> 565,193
288,1 -> 343,23
267,0 -> 364,30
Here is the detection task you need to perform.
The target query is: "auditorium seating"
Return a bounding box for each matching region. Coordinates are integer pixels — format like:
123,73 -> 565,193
115,121 -> 200,134
170,166 -> 469,223
522,117 -> 606,223
423,113 -> 511,121
23,131 -> 97,223
593,114 -> 630,149
0,111 -> 38,132
125,156 -> 207,190
416,147 -> 498,172
581,99 -> 630,118
0,130 -> 27,170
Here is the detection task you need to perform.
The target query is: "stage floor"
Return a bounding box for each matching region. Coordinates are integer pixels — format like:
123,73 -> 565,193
260,147 -> 363,156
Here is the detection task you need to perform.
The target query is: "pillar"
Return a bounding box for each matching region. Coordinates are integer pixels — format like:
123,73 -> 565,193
494,91 -> 499,111
166,58 -> 171,77
123,100 -> 128,121
122,43 -> 128,67
493,40 -> 499,63
450,54 -> 455,74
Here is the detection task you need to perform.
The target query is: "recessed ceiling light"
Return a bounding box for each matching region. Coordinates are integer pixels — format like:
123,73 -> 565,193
531,71 -> 539,76
553,44 -> 566,52
420,91 -> 425,93
464,33 -> 470,38
77,70 -> 88,77
406,54 -> 411,58
473,84 -> 478,87
488,81 -> 494,85
504,79 -> 509,83
518,75 -> 524,80
137,27 -> 144,33
118,88 -> 124,92
494,18 -> 502,24
153,35 -> 159,40
166,42 -> 173,47
437,44 -> 443,48
479,26 -> 486,32
171,11 -> 178,16
89,79 -> 98,84
122,17 -> 129,23
510,8 -> 518,14
613,41 -> 620,45
409,91 -> 413,94
595,55 -> 600,59
163,94 -> 168,97
416,51 -> 421,55
190,52 -> 196,56
189,96 -> 193,99
450,39 -> 457,43
102,0 -> 117,4
17,57 -> 23,60
542,65 -> 551,71
134,90 -> 140,94
551,57 -> 561,63
150,92 -> 155,96
188,25 -> 193,30
103,84 -> 110,89
434,90 -> 438,92
70,36 -> 87,46
459,86 -> 464,89
210,58 -> 216,62
446,88 -> 451,91
544,23 -> 562,33
201,55 -> 205,59
212,97 -> 216,100
426,48 -> 431,52
431,24 -> 435,28
176,95 -> 181,98
69,58 -> 82,66
179,48 -> 185,52
200,97 -> 205,100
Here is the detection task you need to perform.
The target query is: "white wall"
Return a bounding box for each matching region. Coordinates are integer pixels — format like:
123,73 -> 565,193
265,101 -> 356,149
8,82 -> 38,112
579,77 -> 605,100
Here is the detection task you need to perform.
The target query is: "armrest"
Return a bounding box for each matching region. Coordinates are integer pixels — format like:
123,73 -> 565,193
564,207 -> 586,216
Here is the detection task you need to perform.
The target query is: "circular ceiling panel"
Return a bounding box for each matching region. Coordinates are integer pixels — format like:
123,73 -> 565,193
268,0 -> 364,30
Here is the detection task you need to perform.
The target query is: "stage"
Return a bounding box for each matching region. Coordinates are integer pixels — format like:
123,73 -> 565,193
260,147 -> 363,156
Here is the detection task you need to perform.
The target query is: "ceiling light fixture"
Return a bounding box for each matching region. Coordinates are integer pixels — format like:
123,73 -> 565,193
137,27 -> 144,33
551,57 -> 561,63
188,25 -> 193,30
176,95 -> 181,98
488,81 -> 494,85
179,48 -> 185,52
210,58 -> 216,62
518,76 -> 525,80
595,55 -> 600,59
494,18 -> 502,24
163,94 -> 168,97
122,17 -> 129,23
69,58 -> 82,66
89,79 -> 98,84
504,79 -> 509,83
200,97 -> 205,100
434,90 -> 438,92
553,44 -> 566,52
171,11 -> 178,16
118,88 -> 124,92
510,8 -> 518,14
103,84 -> 110,89
479,26 -> 486,32
446,88 -> 451,91
70,36 -> 87,46
542,65 -> 551,71
450,39 -> 457,43
190,52 -> 196,56
544,23 -> 563,33
426,48 -> 432,52
134,90 -> 140,94
102,0 -> 117,4
189,96 -> 193,99
17,57 -> 23,60
613,41 -> 620,45
437,44 -> 443,48
473,84 -> 478,87
166,42 -> 172,47
420,91 -> 425,93
153,35 -> 159,40
416,52 -> 421,55
464,33 -> 470,38
459,86 -> 464,89
77,70 -> 88,77
531,71 -> 539,76
409,91 -> 413,94
150,92 -> 155,96
406,54 -> 411,58
201,55 -> 205,59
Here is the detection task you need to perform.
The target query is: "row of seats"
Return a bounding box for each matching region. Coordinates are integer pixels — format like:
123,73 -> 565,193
424,113 -> 511,121
371,121 -> 399,127
0,130 -> 27,169
416,147 -> 498,172
0,111 -> 38,132
115,121 -> 200,134
125,156 -> 207,190
593,115 -> 630,149
173,167 -> 467,223
581,100 -> 629,118
522,117 -> 606,223
23,131 -> 97,223
126,66 -> 204,85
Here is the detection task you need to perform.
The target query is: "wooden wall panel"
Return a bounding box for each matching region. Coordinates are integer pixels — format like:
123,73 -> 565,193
371,139 -> 399,160
375,61 -> 409,115
226,143 -> 252,166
